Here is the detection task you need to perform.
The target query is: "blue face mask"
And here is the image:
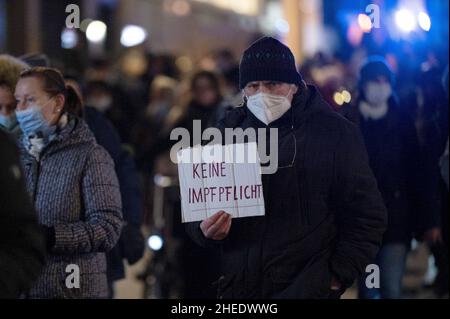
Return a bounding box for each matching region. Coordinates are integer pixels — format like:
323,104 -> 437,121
15,105 -> 55,138
0,113 -> 18,131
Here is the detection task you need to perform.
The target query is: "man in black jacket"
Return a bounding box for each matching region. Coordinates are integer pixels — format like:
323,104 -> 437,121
0,130 -> 46,298
186,37 -> 387,299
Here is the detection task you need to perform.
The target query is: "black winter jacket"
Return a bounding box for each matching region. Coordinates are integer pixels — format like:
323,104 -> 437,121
187,84 -> 387,299
84,106 -> 144,283
0,131 -> 46,298
342,98 -> 427,243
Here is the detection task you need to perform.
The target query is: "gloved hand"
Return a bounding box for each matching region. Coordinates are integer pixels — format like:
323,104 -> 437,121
119,223 -> 145,265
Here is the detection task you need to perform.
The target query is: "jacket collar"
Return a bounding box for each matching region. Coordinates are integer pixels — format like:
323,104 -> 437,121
20,114 -> 95,164
350,96 -> 401,133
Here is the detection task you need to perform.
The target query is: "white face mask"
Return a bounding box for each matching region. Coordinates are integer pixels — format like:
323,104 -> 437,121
0,113 -> 18,130
246,88 -> 292,125
87,95 -> 112,113
364,82 -> 392,107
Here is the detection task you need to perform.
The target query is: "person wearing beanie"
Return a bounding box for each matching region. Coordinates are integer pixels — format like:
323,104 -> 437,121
341,56 -> 430,299
187,37 -> 387,299
0,55 -> 29,138
357,56 -> 395,122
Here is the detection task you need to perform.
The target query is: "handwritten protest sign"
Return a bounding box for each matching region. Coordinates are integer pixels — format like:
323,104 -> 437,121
177,143 -> 265,223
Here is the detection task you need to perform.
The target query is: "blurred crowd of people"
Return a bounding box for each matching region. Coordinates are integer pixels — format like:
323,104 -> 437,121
0,32 -> 448,298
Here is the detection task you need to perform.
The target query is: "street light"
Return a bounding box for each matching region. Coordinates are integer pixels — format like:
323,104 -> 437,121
418,12 -> 431,31
120,25 -> 148,47
395,9 -> 417,33
86,20 -> 107,43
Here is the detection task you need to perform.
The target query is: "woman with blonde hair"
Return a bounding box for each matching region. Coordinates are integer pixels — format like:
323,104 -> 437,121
0,54 -> 28,137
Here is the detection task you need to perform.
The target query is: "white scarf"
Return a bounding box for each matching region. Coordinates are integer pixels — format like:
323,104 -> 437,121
359,100 -> 388,121
26,113 -> 69,160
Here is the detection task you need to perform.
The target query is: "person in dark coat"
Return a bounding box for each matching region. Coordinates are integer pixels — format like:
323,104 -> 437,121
177,71 -> 233,298
186,37 -> 387,299
414,67 -> 448,240
64,78 -> 145,297
150,71 -> 233,298
0,130 -> 47,298
14,67 -> 123,298
135,70 -> 233,298
84,80 -> 136,144
341,56 -> 427,299
84,107 -> 145,296
413,66 -> 449,297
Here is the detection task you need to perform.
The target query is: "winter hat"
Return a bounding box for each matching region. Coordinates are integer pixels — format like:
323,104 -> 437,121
239,36 -> 302,89
359,56 -> 395,88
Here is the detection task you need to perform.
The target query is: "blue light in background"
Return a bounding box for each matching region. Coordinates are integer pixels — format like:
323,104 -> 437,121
395,9 -> 417,33
418,12 -> 431,31
0,0 -> 5,52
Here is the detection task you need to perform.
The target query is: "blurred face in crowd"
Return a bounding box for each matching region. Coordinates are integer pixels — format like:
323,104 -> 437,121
152,87 -> 173,103
0,85 -> 15,116
86,86 -> 113,112
243,81 -> 297,102
363,75 -> 392,107
193,76 -> 219,107
147,87 -> 174,119
15,76 -> 65,126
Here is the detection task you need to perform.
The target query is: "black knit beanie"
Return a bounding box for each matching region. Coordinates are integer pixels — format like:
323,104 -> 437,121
359,56 -> 395,88
239,37 -> 303,89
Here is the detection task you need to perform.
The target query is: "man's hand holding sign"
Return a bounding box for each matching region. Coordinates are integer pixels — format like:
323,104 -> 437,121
200,210 -> 232,241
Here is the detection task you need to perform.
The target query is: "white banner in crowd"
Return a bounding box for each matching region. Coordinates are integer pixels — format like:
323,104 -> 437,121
177,143 -> 265,223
